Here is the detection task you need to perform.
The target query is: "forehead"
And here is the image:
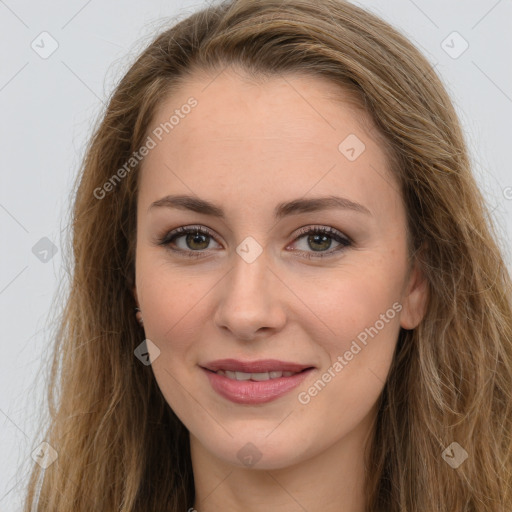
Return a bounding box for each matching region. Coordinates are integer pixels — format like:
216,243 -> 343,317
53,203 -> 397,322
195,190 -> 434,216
138,68 -> 400,221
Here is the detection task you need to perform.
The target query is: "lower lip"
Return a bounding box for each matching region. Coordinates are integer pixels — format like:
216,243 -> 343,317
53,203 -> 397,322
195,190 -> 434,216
201,367 -> 314,404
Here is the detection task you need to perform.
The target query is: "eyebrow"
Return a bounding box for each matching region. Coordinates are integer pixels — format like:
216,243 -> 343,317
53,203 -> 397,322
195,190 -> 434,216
148,194 -> 372,218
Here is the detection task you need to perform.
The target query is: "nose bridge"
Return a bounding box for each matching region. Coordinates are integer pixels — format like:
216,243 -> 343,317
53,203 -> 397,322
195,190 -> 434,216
232,239 -> 269,297
214,238 -> 286,338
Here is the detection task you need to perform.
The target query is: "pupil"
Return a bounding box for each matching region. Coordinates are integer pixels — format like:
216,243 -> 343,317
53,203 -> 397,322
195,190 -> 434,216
187,232 -> 209,250
309,234 -> 331,251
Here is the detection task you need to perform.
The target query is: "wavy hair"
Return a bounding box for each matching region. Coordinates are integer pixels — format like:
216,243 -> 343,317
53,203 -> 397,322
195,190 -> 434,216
23,0 -> 512,510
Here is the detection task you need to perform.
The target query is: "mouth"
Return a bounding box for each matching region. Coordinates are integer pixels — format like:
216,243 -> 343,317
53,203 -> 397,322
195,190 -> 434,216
201,358 -> 314,378
203,368 -> 311,381
200,358 -> 315,404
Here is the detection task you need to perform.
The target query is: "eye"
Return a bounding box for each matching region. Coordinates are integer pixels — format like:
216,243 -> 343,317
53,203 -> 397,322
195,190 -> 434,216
157,225 -> 220,258
156,224 -> 352,259
288,225 -> 352,259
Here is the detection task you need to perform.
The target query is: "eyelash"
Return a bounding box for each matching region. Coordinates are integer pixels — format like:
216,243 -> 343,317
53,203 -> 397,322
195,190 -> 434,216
156,225 -> 353,260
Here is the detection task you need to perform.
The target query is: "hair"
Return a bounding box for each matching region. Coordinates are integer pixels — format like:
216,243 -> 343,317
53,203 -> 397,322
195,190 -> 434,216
22,0 -> 512,510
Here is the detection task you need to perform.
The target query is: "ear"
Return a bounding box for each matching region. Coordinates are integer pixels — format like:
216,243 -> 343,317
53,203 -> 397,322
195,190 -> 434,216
400,257 -> 429,330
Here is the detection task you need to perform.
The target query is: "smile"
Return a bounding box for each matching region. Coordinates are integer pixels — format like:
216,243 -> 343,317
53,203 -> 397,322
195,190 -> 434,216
200,360 -> 315,404
213,369 -> 300,380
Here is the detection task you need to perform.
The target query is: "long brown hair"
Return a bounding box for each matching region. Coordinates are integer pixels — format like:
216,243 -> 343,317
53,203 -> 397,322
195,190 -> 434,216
23,0 -> 512,510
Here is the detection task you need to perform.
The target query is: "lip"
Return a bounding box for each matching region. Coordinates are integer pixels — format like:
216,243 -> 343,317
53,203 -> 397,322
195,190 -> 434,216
202,358 -> 313,373
200,360 -> 315,405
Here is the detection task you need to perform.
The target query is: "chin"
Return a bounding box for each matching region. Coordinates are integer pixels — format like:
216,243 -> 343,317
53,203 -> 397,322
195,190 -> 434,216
200,430 -> 314,471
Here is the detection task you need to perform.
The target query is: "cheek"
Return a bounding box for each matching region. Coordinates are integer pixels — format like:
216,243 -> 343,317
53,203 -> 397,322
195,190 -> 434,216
138,262 -> 212,418
138,256 -> 218,349
137,262 -> 222,420
305,286 -> 401,399
290,256 -> 404,414
296,296 -> 401,445
297,258 -> 404,356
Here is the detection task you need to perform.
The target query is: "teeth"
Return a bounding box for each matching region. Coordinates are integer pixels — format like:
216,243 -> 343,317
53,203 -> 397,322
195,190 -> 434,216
215,369 -> 299,381
251,372 -> 273,381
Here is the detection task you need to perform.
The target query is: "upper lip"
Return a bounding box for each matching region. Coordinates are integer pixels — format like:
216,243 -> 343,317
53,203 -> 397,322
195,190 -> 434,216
202,358 -> 314,373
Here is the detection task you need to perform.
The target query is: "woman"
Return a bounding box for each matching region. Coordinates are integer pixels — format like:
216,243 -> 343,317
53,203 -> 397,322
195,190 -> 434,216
23,0 -> 512,510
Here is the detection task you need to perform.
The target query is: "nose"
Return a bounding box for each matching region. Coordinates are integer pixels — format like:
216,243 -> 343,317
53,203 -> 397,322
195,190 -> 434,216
213,245 -> 287,341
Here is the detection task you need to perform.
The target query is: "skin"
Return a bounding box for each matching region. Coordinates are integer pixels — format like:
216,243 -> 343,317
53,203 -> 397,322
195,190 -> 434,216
132,66 -> 428,512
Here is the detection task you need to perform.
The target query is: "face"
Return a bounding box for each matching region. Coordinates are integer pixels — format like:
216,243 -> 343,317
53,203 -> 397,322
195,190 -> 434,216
133,67 -> 427,470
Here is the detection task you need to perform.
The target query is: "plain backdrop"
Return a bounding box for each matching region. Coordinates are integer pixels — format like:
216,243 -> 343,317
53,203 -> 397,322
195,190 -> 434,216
0,0 -> 511,510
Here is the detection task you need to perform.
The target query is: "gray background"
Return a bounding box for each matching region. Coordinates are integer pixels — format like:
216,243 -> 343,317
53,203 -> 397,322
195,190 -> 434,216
1,0 -> 511,510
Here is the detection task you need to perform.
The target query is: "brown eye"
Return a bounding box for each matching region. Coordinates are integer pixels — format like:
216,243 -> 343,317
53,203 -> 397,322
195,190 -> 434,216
184,232 -> 211,250
157,225 -> 221,258
306,233 -> 333,251
290,226 -> 352,259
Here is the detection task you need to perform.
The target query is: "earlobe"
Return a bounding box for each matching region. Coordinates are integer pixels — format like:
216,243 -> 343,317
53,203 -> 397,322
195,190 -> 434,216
400,260 -> 429,330
132,286 -> 144,327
